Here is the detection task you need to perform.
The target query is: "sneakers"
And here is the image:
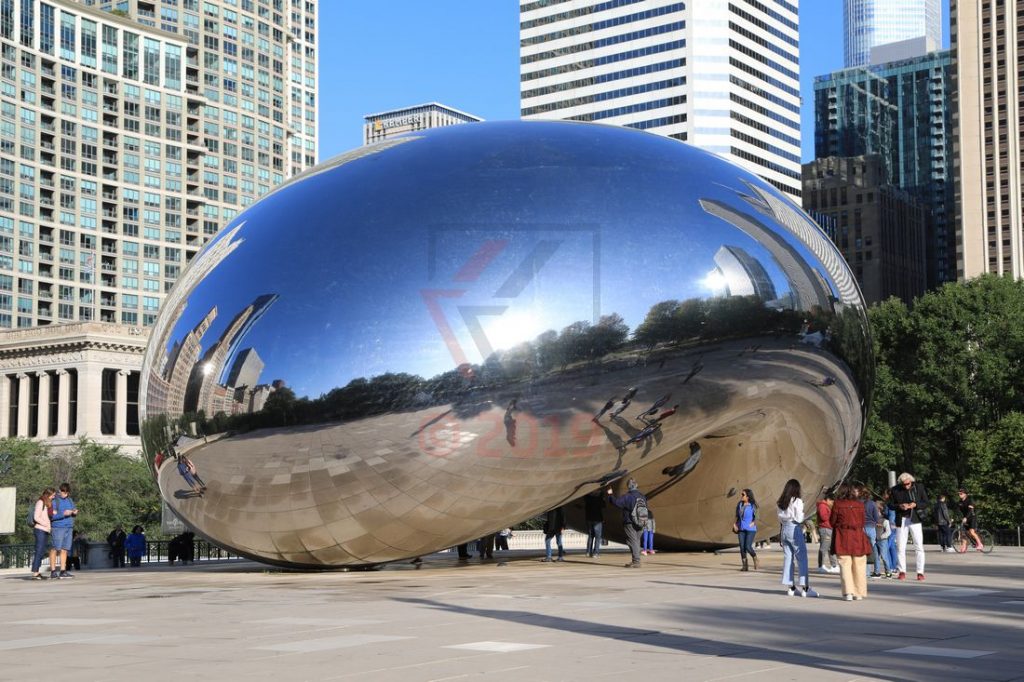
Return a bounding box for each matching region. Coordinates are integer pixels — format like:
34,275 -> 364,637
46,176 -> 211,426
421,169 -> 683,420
844,594 -> 854,601
944,547 -> 957,553
916,573 -> 925,581
624,562 -> 640,568
786,587 -> 796,597
897,572 -> 907,580
58,571 -> 73,579
49,570 -> 59,579
869,573 -> 882,579
640,550 -> 648,556
801,588 -> 819,598
884,572 -> 892,578
853,595 -> 864,601
31,573 -> 46,580
555,556 -> 565,562
539,557 -> 552,563
817,566 -> 831,574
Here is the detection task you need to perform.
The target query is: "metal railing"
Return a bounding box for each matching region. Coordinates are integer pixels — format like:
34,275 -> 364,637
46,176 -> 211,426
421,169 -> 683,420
0,539 -> 238,570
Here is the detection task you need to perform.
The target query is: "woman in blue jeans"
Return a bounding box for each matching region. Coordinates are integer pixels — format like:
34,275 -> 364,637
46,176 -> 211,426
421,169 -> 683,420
734,488 -> 759,571
30,488 -> 56,580
777,479 -> 817,597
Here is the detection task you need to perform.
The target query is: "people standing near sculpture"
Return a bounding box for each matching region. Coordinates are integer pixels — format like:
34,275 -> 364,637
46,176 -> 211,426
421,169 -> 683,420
733,488 -> 758,571
881,490 -> 899,571
607,479 -> 646,568
107,524 -> 127,568
50,483 -> 78,579
496,527 -> 512,552
541,506 -> 566,562
641,507 -> 656,556
831,483 -> 873,601
862,488 -> 882,579
776,479 -> 817,597
584,490 -> 604,558
874,501 -> 893,577
125,525 -> 146,567
816,492 -> 838,574
935,494 -> 954,552
888,473 -> 930,580
29,487 -> 56,580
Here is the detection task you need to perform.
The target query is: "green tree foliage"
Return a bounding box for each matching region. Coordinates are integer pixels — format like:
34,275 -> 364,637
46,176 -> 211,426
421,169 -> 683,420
0,438 -> 161,545
856,275 -> 1024,526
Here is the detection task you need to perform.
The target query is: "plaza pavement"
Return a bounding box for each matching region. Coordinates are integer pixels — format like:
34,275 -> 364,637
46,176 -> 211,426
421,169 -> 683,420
0,545 -> 1021,682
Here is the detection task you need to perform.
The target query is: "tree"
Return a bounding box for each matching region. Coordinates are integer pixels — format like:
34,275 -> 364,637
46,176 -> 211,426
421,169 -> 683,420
858,275 -> 1024,526
0,438 -> 161,545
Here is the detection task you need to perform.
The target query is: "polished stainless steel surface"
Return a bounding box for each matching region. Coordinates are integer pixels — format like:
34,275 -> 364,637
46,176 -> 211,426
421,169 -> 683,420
140,121 -> 872,567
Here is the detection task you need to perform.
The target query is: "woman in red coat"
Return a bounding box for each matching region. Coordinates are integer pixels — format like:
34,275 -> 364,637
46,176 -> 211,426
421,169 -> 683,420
830,483 -> 874,601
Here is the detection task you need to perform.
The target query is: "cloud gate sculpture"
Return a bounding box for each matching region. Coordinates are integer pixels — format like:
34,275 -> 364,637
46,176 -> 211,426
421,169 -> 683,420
140,121 -> 873,568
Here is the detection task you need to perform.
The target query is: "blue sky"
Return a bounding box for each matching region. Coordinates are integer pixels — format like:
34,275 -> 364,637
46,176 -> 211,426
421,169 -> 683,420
318,2 -> 949,165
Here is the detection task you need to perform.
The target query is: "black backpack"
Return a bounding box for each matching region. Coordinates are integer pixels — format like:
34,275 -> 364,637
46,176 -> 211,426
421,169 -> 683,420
630,495 -> 649,529
26,503 -> 36,529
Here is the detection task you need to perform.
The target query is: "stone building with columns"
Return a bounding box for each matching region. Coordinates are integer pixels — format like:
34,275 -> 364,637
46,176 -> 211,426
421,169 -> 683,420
0,323 -> 146,453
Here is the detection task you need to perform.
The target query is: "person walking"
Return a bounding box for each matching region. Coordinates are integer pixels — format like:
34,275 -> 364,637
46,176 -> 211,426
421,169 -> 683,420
888,473 -> 930,580
584,490 -> 604,558
777,479 -> 817,597
831,483 -> 873,601
29,488 -> 56,580
816,492 -> 839,574
607,479 -> 646,568
50,483 -> 78,579
125,525 -> 146,567
733,488 -> 759,571
541,507 -> 566,562
641,507 -> 656,555
935,494 -> 954,552
862,489 -> 882,579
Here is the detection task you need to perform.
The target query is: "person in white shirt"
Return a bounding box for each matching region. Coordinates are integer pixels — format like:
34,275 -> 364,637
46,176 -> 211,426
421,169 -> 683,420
776,479 -> 817,597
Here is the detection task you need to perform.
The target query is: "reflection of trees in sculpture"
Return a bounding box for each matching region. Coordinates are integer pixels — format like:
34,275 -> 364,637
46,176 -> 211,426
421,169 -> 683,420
170,294 -> 855,440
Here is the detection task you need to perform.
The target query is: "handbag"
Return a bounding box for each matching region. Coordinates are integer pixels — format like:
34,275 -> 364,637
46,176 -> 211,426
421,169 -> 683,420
731,522 -> 739,534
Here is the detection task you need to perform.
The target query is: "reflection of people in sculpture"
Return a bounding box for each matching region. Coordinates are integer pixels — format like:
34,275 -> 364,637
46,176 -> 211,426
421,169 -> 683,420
808,375 -> 836,387
653,404 -> 679,423
592,398 -> 616,423
609,387 -> 638,419
177,455 -> 205,496
624,422 -> 661,447
504,399 -> 517,446
636,393 -> 672,421
682,363 -> 703,384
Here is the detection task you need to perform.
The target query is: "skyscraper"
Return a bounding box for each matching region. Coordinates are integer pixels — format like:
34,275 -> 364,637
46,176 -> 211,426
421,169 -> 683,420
814,50 -> 955,288
363,102 -> 481,146
843,0 -> 941,67
803,155 -> 927,305
0,0 -> 317,448
518,0 -> 802,198
953,0 -> 1023,279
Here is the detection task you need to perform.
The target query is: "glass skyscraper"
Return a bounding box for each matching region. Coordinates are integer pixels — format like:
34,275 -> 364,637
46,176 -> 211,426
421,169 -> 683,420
0,0 -> 317,448
814,50 -> 955,288
844,0 -> 941,67
519,0 -> 801,198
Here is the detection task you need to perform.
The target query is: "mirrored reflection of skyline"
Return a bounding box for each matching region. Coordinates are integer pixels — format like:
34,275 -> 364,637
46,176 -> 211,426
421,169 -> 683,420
147,122 -> 860,403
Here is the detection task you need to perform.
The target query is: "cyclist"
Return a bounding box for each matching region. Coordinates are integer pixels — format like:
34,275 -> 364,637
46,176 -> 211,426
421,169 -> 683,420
957,488 -> 984,552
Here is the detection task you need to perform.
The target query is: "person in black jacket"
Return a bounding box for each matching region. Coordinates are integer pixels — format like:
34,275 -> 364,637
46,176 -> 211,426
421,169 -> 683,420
887,473 -> 930,581
541,507 -> 566,562
584,491 -> 604,558
607,479 -> 645,568
107,524 -> 126,568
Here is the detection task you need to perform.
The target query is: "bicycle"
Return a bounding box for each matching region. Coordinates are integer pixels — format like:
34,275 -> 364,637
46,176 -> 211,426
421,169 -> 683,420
952,525 -> 994,554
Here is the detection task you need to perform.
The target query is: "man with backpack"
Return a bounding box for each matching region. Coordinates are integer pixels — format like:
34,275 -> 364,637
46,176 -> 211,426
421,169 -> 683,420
607,478 -> 647,568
